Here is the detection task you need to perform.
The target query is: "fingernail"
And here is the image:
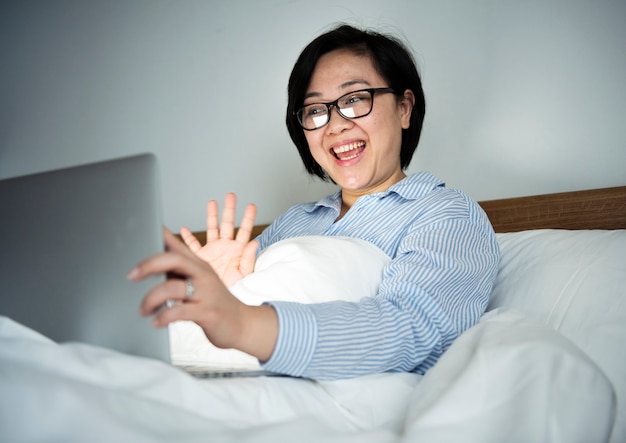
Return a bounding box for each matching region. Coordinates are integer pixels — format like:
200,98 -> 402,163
127,267 -> 140,280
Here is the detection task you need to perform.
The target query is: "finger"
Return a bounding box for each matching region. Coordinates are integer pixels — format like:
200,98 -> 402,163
180,226 -> 202,252
219,193 -> 237,240
206,200 -> 219,242
234,203 -> 257,244
129,251 -> 187,282
239,240 -> 258,277
151,301 -> 204,329
163,228 -> 194,256
129,233 -> 198,282
139,278 -> 190,317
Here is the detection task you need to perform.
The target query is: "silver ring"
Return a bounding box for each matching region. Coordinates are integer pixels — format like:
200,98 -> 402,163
184,278 -> 195,298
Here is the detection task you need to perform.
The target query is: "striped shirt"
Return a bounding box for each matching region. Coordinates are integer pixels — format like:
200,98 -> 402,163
256,172 -> 500,380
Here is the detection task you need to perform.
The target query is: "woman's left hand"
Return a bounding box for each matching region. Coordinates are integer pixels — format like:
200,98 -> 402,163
128,228 -> 278,359
180,193 -> 258,288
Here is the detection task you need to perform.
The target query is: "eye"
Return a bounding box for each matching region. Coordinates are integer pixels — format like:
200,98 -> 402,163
304,104 -> 327,117
341,91 -> 369,106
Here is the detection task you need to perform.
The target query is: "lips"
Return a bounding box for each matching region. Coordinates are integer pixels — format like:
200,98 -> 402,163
332,141 -> 366,161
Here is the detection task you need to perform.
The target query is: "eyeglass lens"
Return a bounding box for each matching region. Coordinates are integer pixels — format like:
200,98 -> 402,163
300,90 -> 374,130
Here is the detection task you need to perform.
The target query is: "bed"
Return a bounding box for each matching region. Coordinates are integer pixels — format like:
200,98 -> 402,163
1,185 -> 625,443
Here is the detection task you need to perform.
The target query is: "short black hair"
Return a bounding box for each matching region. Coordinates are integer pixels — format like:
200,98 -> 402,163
286,24 -> 426,181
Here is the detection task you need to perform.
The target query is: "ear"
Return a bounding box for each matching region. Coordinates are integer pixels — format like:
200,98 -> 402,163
398,89 -> 415,129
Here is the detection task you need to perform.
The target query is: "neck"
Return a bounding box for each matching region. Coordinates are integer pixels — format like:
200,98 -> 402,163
338,171 -> 406,220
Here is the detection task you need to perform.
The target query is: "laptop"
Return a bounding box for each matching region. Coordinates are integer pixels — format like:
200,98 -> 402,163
0,153 -> 270,378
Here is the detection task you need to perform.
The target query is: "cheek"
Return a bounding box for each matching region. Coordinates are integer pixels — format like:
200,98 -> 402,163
305,133 -> 325,158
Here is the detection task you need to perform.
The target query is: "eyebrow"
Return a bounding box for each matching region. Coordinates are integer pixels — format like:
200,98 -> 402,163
304,79 -> 372,101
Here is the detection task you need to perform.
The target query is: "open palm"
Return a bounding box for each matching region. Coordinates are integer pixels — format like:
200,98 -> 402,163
180,193 -> 258,288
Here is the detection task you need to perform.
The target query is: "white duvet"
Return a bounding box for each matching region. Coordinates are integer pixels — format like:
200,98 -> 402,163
0,235 -> 618,442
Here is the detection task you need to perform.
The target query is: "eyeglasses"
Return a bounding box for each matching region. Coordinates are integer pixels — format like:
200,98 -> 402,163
295,87 -> 396,131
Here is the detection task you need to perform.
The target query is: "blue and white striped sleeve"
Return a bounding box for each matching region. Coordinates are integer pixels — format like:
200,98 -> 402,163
261,213 -> 499,380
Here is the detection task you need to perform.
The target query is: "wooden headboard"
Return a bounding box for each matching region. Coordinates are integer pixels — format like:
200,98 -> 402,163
189,186 -> 626,242
478,186 -> 626,232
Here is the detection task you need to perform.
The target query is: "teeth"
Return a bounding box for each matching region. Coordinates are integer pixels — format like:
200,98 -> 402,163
332,141 -> 365,154
341,151 -> 360,160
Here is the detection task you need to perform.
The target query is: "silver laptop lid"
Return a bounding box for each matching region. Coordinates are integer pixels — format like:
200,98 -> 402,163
0,153 -> 169,361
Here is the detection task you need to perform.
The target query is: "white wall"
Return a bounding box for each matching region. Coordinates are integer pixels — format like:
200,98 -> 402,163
1,0 -> 625,230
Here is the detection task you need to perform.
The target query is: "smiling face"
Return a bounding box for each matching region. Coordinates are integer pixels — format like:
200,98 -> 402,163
303,48 -> 414,205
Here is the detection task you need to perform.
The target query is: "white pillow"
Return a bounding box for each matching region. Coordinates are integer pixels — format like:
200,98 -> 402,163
230,235 -> 391,305
489,229 -> 626,443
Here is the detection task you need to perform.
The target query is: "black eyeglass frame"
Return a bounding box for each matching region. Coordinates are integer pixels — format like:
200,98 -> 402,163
294,87 -> 397,131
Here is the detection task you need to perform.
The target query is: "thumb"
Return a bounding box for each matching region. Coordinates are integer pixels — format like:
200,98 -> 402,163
239,240 -> 259,277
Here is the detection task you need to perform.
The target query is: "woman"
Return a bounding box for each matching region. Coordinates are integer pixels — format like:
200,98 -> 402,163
128,24 -> 500,380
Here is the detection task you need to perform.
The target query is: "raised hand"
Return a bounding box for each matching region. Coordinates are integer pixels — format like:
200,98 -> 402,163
180,193 -> 258,287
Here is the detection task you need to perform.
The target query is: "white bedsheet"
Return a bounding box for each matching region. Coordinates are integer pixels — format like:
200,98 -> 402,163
0,309 -> 614,443
0,235 -> 618,442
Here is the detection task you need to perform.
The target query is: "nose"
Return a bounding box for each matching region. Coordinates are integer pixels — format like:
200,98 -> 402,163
326,105 -> 351,133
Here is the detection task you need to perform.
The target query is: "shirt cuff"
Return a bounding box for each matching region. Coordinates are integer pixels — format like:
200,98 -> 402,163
260,301 -> 317,377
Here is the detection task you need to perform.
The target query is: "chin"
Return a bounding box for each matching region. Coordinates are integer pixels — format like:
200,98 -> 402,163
336,177 -> 366,190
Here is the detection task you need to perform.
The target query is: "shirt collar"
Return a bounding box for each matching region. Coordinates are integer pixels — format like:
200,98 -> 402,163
306,172 -> 445,213
306,190 -> 342,213
386,172 -> 445,200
